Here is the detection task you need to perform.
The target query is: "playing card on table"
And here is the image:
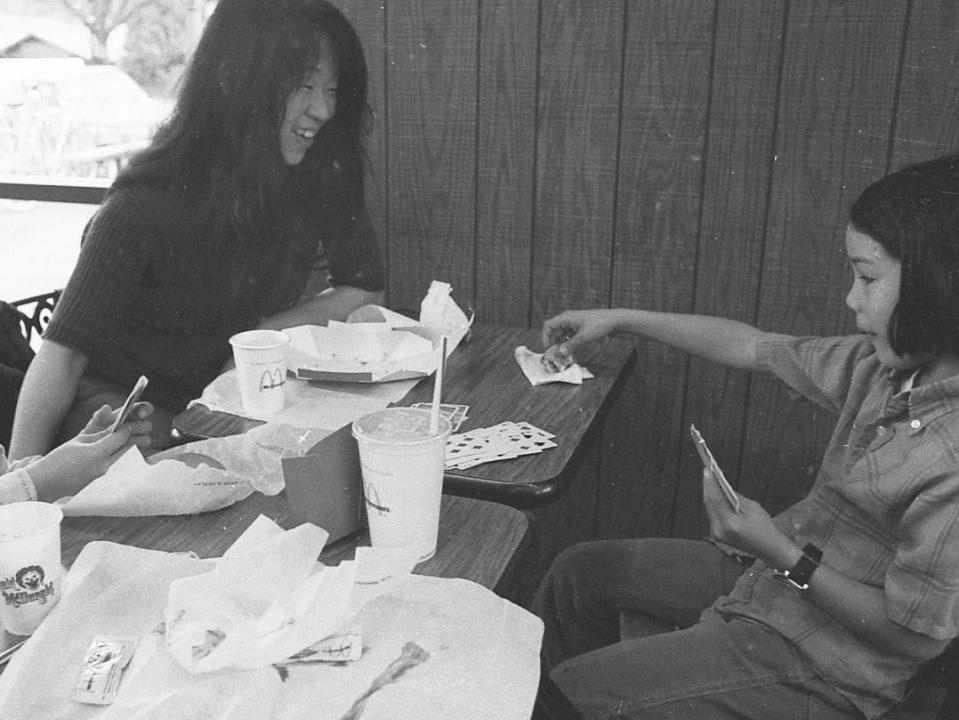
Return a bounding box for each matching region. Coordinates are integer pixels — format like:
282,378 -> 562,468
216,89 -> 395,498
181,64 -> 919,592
411,403 -> 469,432
445,421 -> 556,469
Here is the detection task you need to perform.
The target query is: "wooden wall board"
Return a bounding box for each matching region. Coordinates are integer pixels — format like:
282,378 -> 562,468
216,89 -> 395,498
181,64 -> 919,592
474,0 -> 539,326
384,0 -> 478,311
671,1 -> 787,539
599,1 -> 716,539
891,1 -> 959,167
529,0 -> 624,320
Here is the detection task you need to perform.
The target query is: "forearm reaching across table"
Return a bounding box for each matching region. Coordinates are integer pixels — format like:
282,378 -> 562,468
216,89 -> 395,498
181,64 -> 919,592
542,307 -> 790,373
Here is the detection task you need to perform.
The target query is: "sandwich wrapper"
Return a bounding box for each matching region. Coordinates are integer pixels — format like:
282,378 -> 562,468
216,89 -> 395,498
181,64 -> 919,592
57,425 -> 300,517
514,345 -> 594,386
0,517 -> 543,720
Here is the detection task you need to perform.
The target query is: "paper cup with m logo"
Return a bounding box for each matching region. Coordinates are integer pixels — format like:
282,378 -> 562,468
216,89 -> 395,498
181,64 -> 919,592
229,330 -> 290,417
0,502 -> 63,635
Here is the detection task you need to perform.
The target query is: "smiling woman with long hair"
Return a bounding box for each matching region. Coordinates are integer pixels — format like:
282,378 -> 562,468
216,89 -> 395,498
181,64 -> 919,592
10,0 -> 385,456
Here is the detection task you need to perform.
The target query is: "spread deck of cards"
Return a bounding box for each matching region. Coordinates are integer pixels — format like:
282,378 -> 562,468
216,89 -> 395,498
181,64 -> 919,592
444,419 -> 557,470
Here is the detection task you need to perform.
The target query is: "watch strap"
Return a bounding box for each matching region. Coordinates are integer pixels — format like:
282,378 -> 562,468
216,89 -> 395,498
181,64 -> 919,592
775,543 -> 822,592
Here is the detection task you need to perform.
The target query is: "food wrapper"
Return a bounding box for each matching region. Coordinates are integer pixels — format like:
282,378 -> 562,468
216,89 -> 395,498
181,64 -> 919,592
286,281 -> 472,383
58,442 -> 262,517
514,345 -> 594,386
74,635 -> 138,705
165,517 -> 354,672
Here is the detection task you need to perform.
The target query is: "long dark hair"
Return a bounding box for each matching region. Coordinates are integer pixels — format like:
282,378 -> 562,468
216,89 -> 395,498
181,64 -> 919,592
849,153 -> 959,359
114,0 -> 370,243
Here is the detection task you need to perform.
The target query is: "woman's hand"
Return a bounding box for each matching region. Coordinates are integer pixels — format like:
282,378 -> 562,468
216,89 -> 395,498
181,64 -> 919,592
540,309 -> 623,372
702,468 -> 795,567
27,403 -> 154,502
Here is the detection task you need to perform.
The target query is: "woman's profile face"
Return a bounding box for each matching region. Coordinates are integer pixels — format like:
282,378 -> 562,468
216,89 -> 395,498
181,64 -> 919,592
280,46 -> 338,165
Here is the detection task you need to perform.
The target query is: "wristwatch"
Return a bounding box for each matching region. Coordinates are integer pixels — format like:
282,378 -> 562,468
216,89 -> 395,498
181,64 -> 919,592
774,543 -> 823,593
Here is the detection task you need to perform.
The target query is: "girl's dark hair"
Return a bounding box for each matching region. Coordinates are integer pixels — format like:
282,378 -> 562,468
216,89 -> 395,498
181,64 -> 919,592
114,0 -> 370,241
849,154 -> 959,360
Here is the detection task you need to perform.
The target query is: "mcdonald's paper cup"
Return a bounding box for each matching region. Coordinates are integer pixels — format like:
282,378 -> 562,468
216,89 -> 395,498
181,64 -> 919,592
0,502 -> 63,635
352,408 -> 452,561
229,330 -> 290,416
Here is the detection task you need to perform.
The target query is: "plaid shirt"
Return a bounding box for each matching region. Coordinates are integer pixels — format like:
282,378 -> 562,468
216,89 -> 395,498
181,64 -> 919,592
707,334 -> 959,719
0,446 -> 38,505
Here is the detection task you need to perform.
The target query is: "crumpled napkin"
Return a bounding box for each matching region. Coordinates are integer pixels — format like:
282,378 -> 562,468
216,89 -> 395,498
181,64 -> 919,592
514,345 -> 594,386
164,516 -> 418,673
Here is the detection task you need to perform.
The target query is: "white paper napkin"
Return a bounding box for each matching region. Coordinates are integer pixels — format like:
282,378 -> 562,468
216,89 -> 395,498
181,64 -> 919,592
514,345 -> 594,386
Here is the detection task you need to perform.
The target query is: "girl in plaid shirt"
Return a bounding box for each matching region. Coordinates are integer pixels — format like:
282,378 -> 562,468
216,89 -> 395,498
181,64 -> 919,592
534,154 -> 959,719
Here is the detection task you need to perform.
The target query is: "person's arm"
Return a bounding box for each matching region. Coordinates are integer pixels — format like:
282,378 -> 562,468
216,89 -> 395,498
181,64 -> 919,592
25,402 -> 153,502
257,285 -> 384,330
542,308 -> 789,373
9,340 -> 89,459
702,470 -> 950,662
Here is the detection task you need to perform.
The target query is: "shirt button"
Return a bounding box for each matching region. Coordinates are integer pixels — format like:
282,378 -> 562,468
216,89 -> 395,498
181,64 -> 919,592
910,419 -> 922,429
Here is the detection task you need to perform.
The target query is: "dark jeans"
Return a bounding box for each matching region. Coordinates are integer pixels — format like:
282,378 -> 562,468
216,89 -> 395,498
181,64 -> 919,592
532,538 -> 863,720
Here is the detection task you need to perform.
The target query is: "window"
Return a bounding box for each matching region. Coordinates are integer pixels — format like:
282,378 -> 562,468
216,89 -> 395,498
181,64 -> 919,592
1,1 -> 211,299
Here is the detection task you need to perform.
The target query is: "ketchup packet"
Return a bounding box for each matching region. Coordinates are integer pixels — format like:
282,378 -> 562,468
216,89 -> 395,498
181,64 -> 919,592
73,635 -> 138,705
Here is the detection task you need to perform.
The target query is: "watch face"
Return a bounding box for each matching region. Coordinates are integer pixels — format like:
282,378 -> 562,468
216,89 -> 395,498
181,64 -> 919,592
776,546 -> 822,593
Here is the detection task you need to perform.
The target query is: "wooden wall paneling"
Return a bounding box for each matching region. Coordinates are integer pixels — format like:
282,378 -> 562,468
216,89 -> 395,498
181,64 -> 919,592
384,0 -> 478,311
474,0 -> 539,327
596,1 -> 716,540
890,0 -> 959,167
670,1 -> 787,539
740,1 -> 907,515
339,2 -> 388,278
526,0 -> 624,563
529,0 -> 624,320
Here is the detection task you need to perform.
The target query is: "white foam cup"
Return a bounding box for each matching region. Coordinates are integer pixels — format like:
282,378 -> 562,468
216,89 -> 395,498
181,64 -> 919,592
0,502 -> 63,635
229,329 -> 290,416
351,408 -> 452,561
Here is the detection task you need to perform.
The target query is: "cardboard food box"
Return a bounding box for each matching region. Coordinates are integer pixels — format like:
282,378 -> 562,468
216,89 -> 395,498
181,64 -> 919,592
281,424 -> 367,543
285,292 -> 471,384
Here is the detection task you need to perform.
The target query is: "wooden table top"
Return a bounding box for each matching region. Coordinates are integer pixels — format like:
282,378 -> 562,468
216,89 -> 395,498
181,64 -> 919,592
59,492 -> 529,589
174,325 -> 636,508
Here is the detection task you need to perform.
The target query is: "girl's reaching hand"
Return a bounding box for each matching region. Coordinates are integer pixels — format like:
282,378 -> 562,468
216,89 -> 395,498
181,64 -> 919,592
540,309 -> 622,371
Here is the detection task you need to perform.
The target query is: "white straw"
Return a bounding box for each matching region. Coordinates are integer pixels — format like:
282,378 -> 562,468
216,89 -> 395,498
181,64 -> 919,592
429,335 -> 447,433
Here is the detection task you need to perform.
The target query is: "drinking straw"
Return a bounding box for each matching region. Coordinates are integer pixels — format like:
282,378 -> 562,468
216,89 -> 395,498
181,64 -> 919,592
429,335 -> 448,433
